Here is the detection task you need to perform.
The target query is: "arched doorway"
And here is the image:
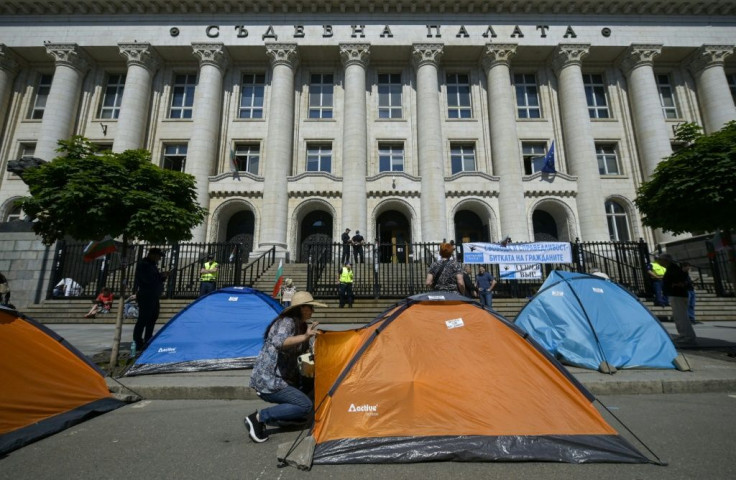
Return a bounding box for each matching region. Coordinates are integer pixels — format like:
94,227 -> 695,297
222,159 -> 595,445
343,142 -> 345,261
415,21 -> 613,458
376,211 -> 411,263
454,210 -> 488,244
299,210 -> 333,262
226,210 -> 255,257
532,210 -> 559,241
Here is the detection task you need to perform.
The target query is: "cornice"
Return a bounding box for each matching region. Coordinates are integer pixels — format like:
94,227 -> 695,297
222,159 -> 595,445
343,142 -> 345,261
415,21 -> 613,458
2,1 -> 734,16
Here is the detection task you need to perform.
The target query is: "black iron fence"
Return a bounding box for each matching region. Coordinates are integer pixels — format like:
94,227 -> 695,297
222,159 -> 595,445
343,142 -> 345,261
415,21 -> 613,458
305,239 -> 655,299
47,240 -> 276,300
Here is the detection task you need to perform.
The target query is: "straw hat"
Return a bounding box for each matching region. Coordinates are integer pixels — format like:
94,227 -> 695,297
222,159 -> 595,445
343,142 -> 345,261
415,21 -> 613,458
282,291 -> 327,316
284,278 -> 293,286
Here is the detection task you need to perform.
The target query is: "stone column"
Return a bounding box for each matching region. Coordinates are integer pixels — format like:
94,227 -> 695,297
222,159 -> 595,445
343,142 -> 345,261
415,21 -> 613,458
482,44 -> 528,242
620,45 -> 672,180
688,45 -> 736,133
113,43 -> 159,153
551,44 -> 609,241
258,44 -> 299,253
187,43 -> 230,242
339,44 -> 370,235
0,45 -> 19,150
412,44 -> 448,242
36,44 -> 89,161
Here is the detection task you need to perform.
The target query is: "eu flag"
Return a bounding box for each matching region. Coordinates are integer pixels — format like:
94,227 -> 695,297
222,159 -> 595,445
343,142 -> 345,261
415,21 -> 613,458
541,141 -> 556,174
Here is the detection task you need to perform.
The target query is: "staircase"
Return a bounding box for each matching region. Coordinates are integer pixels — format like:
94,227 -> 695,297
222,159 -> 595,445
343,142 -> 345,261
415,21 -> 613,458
21,262 -> 736,325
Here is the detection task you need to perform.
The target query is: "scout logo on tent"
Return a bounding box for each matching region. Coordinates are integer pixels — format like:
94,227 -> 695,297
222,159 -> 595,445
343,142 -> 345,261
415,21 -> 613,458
0,308 -> 125,455
308,292 -> 659,465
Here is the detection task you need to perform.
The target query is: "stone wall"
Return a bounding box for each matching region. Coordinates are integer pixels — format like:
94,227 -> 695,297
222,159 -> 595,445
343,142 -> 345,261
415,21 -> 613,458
0,229 -> 56,310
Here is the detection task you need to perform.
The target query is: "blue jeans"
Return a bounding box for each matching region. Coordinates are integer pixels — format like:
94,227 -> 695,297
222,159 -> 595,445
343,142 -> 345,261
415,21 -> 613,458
258,385 -> 313,425
478,289 -> 492,308
652,280 -> 668,306
687,290 -> 696,321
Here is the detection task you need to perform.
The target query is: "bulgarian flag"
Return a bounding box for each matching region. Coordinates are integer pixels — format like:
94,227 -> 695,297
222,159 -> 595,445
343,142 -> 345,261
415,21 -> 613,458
83,236 -> 117,262
272,259 -> 284,298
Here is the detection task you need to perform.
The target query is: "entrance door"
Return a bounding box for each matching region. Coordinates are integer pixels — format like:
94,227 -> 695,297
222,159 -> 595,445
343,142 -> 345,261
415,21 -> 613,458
227,211 -> 255,258
454,210 -> 487,244
300,211 -> 333,262
533,210 -> 558,241
376,211 -> 411,263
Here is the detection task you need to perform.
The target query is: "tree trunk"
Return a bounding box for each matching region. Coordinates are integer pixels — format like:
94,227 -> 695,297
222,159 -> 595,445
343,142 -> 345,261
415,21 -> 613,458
109,237 -> 129,370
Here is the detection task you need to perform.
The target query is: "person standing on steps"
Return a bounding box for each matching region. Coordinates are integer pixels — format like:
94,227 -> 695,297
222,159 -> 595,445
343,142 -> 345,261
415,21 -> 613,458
199,253 -> 219,297
341,228 -> 352,265
351,230 -> 365,264
338,262 -> 354,308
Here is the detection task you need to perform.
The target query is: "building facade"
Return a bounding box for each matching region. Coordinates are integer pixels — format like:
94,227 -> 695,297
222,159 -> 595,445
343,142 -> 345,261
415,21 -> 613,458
1,0 -> 735,261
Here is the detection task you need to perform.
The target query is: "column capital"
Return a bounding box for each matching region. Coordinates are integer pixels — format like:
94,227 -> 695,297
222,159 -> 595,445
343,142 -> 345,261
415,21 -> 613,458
265,44 -> 299,69
550,44 -> 590,73
412,43 -> 444,70
44,43 -> 89,72
619,44 -> 662,75
688,45 -> 735,75
481,43 -> 517,71
0,44 -> 19,73
339,44 -> 371,68
119,43 -> 160,72
192,43 -> 230,71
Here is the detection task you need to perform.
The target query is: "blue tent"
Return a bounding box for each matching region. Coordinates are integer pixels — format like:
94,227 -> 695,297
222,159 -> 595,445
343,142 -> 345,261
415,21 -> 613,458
514,271 -> 678,371
126,287 -> 282,376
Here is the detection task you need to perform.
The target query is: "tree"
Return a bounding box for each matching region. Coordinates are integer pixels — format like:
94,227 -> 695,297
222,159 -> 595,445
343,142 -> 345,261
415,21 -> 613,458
17,136 -> 207,368
635,121 -> 736,290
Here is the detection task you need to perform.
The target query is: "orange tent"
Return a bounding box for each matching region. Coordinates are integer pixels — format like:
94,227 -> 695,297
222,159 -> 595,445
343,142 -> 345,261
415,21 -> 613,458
0,307 -> 125,455
311,292 -> 651,464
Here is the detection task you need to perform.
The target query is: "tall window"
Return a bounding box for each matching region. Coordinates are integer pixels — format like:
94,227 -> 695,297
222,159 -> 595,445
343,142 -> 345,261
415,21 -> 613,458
233,143 -> 260,175
596,143 -> 621,175
162,144 -> 188,171
99,73 -> 126,119
29,73 -> 52,120
239,73 -> 265,119
450,143 -> 476,174
19,143 -> 36,159
378,143 -> 404,172
514,73 -> 541,119
377,73 -> 402,119
447,73 -> 472,119
522,142 -> 548,175
308,74 -> 333,119
583,73 -> 610,119
169,74 -> 196,119
727,73 -> 736,104
306,143 -> 332,172
656,74 -> 679,119
605,200 -> 631,241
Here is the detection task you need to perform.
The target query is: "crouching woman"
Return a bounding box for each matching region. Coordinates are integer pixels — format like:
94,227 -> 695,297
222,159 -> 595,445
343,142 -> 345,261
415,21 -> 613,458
245,291 -> 325,443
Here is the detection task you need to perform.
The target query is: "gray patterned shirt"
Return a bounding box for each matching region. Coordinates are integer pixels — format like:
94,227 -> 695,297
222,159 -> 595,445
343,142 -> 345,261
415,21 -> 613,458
427,258 -> 464,291
249,316 -> 309,394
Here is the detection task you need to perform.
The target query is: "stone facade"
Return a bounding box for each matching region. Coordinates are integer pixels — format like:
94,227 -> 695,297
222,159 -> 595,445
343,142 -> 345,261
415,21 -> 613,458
0,0 -> 735,262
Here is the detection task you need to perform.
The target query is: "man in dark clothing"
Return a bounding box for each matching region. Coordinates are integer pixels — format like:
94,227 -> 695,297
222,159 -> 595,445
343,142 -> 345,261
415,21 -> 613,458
659,254 -> 697,346
462,265 -> 477,299
341,228 -> 352,265
351,230 -> 365,264
133,248 -> 168,352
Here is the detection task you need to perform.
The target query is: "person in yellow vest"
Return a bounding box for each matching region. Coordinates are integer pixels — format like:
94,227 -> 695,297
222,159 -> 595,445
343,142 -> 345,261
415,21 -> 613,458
199,253 -> 219,297
338,262 -> 354,308
648,255 -> 668,307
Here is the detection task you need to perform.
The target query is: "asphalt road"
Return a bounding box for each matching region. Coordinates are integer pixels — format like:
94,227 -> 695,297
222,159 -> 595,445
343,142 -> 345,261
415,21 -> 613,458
2,393 -> 735,480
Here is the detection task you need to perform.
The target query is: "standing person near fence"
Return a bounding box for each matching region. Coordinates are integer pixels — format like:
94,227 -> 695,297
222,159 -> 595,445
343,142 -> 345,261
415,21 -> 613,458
658,254 -> 697,347
462,265 -> 477,299
133,248 -> 168,353
475,266 -> 497,308
340,228 -> 352,265
426,242 -> 465,295
351,230 -> 365,264
338,262 -> 354,308
199,253 -> 219,297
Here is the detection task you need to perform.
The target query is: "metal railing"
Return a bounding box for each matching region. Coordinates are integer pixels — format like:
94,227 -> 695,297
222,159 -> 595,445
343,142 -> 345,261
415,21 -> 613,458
305,239 -> 654,299
47,241 -> 275,299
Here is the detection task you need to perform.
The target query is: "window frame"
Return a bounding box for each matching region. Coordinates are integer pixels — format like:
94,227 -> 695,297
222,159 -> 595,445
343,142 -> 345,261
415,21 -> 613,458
446,73 -> 473,119
450,142 -> 476,174
583,73 -> 610,119
595,142 -> 621,176
98,73 -> 126,119
239,73 -> 266,119
378,142 -> 405,173
169,73 -> 197,119
233,143 -> 260,175
656,73 -> 680,119
161,143 -> 188,172
308,73 -> 334,119
514,73 -> 541,119
306,142 -> 332,173
377,73 -> 402,119
29,73 -> 53,120
521,141 -> 549,175
605,200 -> 631,241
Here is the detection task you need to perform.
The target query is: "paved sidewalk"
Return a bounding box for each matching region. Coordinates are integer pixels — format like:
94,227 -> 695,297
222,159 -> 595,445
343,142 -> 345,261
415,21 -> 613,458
46,321 -> 736,400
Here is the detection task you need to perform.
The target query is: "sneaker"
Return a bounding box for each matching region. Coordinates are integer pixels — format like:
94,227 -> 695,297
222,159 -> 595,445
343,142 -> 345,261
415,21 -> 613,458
245,411 -> 269,443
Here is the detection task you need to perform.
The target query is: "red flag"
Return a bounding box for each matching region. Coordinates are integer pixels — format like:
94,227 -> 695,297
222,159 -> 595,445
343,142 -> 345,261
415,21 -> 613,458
272,260 -> 284,298
83,237 -> 116,262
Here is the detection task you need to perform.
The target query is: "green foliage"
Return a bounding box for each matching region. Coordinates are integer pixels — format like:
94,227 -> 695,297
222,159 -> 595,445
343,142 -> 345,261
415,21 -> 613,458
635,121 -> 736,235
18,136 -> 207,245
